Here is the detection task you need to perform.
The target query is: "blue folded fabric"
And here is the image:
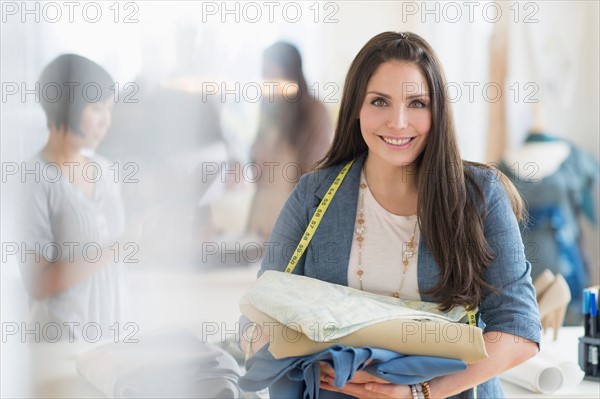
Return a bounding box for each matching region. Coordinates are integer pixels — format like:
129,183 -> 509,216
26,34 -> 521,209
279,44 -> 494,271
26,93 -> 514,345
239,344 -> 466,399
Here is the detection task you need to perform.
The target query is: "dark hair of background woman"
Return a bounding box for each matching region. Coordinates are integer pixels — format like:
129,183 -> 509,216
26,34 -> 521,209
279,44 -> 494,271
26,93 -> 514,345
37,54 -> 114,135
258,41 -> 313,148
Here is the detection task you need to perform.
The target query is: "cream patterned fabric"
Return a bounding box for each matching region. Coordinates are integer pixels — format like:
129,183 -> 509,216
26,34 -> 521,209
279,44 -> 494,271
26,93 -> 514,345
240,271 -> 471,342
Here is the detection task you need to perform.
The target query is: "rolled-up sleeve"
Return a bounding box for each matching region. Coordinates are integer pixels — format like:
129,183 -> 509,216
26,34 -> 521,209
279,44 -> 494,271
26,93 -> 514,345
477,170 -> 542,346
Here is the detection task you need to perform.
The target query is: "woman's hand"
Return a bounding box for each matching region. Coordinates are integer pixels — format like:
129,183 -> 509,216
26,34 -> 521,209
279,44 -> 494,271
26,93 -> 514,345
320,378 -> 412,398
240,322 -> 271,356
319,362 -> 389,384
319,361 -> 412,398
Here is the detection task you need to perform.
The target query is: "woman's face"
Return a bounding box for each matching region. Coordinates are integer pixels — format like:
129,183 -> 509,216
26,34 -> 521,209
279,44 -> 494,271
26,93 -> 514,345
359,61 -> 431,168
76,98 -> 113,149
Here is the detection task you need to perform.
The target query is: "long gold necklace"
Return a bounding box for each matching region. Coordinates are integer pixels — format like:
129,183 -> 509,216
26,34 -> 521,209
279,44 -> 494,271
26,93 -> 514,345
355,164 -> 419,298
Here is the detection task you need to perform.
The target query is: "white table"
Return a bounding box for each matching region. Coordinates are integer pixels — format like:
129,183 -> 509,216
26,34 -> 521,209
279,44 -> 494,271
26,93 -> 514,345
6,266 -> 599,398
502,326 -> 599,398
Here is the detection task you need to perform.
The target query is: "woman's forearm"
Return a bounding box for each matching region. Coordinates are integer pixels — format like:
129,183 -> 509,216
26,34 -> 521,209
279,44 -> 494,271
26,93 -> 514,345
23,217 -> 145,300
429,331 -> 538,398
22,245 -> 114,300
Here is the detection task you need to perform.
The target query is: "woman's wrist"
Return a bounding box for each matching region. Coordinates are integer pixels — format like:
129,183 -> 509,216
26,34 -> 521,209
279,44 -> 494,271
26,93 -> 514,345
426,377 -> 444,399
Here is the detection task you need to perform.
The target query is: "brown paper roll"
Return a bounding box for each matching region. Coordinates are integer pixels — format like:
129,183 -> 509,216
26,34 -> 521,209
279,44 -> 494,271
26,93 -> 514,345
241,303 -> 488,364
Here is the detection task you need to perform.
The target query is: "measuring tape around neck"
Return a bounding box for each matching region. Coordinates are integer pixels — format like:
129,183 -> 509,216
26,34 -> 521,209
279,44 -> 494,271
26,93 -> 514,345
284,159 -> 355,273
284,157 -> 480,324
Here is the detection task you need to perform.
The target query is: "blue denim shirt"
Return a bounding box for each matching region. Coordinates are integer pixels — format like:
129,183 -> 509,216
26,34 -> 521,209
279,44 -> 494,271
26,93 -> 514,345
258,152 -> 542,399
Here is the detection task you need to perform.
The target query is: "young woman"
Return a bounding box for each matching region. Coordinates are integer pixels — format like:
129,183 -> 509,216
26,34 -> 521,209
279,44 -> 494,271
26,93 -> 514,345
245,31 -> 541,398
247,41 -> 332,241
18,54 -> 136,341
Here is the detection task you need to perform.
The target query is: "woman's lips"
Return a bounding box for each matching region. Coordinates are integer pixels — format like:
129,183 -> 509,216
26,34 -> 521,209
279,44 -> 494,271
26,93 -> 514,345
378,135 -> 416,149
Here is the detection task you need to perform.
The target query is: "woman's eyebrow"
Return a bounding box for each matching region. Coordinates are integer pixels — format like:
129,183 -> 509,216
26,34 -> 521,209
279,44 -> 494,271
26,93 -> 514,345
366,91 -> 430,100
406,92 -> 430,100
365,91 -> 391,99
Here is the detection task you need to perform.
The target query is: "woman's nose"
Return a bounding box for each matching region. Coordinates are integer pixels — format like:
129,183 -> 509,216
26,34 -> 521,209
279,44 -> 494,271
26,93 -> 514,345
386,106 -> 408,130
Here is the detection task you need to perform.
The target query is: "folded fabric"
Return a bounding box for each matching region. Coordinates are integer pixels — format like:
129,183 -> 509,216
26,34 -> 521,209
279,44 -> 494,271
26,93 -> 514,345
241,271 -> 469,342
239,344 -> 466,399
241,303 -> 488,364
76,329 -> 242,398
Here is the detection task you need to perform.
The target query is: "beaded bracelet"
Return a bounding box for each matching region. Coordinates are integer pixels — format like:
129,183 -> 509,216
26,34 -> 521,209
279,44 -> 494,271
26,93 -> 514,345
410,384 -> 419,399
421,381 -> 431,399
415,383 -> 425,399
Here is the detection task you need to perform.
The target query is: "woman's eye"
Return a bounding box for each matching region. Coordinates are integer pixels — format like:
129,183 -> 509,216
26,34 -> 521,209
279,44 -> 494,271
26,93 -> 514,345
410,100 -> 427,108
371,98 -> 387,107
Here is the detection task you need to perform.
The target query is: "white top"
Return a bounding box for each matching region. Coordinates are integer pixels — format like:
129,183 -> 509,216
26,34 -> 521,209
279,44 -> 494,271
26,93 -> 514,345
347,172 -> 421,300
18,154 -> 129,341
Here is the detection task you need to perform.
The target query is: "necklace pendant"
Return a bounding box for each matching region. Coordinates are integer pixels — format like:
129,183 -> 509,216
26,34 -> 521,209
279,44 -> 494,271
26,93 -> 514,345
392,291 -> 400,298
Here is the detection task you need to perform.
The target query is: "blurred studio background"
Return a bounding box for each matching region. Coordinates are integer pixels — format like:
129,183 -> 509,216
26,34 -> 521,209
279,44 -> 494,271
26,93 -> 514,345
1,1 -> 599,397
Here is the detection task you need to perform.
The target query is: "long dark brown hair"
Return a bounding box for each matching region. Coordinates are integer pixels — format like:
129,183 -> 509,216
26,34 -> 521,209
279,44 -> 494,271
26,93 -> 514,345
318,31 -> 524,311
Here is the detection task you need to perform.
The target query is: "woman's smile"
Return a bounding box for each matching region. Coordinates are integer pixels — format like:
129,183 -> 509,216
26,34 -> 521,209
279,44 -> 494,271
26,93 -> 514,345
378,134 -> 417,149
359,61 -> 431,168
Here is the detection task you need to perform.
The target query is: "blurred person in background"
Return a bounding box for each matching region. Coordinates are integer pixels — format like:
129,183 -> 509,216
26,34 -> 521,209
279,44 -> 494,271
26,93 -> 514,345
17,54 -> 140,340
100,86 -> 231,268
499,105 -> 599,326
247,42 -> 332,241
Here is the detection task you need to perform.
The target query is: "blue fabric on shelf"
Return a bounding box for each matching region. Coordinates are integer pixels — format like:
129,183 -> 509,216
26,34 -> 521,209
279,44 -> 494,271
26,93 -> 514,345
528,205 -> 587,302
523,132 -> 598,224
239,344 -> 466,399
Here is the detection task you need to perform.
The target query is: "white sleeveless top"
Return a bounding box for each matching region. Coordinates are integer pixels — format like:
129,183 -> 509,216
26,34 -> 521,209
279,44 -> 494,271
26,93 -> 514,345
347,172 -> 421,300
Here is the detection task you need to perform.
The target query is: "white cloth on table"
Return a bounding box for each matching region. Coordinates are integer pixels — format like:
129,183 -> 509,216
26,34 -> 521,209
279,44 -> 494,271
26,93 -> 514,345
76,329 -> 242,398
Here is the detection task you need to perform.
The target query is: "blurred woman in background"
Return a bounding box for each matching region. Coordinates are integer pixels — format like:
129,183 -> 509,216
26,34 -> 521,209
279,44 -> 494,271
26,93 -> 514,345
247,42 -> 332,242
18,54 -> 136,340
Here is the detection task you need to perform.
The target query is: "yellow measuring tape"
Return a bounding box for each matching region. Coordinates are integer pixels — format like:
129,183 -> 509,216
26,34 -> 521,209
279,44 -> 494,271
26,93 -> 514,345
284,159 -> 355,273
467,308 -> 478,399
282,158 -> 479,398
